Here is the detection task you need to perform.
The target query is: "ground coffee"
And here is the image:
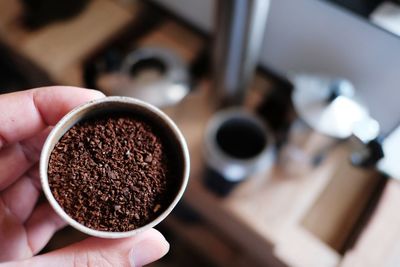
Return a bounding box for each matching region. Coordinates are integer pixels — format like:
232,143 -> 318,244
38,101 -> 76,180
48,115 -> 174,232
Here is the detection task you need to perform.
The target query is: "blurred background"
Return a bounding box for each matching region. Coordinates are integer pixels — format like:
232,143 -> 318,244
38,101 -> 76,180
1,0 -> 400,266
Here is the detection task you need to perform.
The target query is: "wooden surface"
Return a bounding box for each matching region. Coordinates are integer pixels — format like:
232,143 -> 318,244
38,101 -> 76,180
165,78 -> 388,267
163,216 -> 266,267
340,180 -> 400,267
302,160 -> 381,252
0,0 -> 135,86
137,20 -> 205,63
169,76 -> 400,266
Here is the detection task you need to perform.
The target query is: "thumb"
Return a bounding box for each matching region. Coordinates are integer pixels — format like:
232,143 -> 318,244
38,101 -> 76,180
4,228 -> 169,267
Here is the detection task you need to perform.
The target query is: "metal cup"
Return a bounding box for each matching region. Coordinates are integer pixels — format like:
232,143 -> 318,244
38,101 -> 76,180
203,109 -> 274,196
40,96 -> 190,238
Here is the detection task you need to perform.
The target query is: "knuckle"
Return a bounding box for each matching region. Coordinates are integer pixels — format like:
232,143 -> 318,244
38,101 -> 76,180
71,252 -> 88,267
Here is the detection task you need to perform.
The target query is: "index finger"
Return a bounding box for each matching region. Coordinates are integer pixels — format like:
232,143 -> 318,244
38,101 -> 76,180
0,86 -> 104,149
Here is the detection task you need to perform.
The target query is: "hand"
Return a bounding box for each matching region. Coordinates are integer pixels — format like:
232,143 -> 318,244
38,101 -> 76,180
0,87 -> 169,267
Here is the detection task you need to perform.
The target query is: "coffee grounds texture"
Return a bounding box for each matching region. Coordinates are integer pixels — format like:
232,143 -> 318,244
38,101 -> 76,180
48,115 -> 177,232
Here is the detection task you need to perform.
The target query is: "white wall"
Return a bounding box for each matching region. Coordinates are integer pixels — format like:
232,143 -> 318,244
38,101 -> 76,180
154,0 -> 400,135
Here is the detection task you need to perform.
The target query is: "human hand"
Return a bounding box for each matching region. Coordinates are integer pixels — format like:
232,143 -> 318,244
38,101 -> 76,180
0,87 -> 169,267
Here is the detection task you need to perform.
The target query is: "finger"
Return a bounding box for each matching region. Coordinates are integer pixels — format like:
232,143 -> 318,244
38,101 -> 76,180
0,198 -> 31,262
8,229 -> 169,267
0,86 -> 104,149
25,203 -> 67,255
0,128 -> 49,191
1,165 -> 41,222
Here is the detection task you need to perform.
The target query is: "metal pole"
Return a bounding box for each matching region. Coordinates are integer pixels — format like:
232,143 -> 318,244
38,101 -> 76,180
213,0 -> 270,107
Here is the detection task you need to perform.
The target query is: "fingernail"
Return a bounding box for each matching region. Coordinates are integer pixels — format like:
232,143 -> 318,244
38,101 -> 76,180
130,236 -> 169,267
90,89 -> 106,98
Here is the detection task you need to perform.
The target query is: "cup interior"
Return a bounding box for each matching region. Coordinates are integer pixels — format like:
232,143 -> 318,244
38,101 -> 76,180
206,110 -> 270,163
216,117 -> 268,159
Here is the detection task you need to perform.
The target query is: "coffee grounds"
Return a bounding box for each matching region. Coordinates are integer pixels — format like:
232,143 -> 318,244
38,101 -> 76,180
48,115 -> 174,232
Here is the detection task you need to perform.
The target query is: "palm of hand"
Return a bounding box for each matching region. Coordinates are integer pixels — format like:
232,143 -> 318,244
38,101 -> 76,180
0,131 -> 65,262
0,87 -> 99,262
